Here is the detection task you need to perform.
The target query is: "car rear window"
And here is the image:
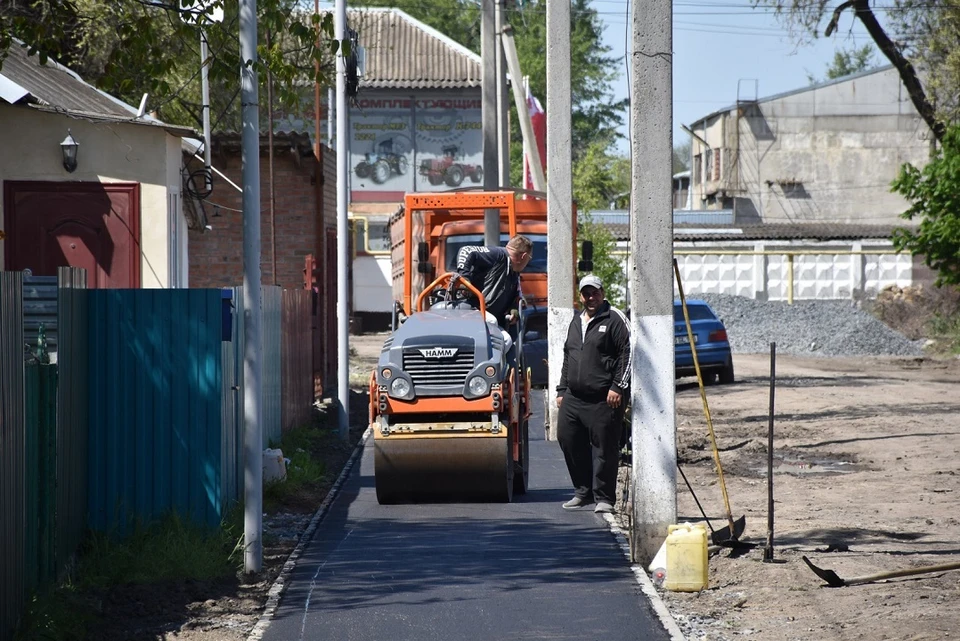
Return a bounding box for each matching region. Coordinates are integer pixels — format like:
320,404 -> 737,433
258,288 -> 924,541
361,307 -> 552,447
674,304 -> 718,322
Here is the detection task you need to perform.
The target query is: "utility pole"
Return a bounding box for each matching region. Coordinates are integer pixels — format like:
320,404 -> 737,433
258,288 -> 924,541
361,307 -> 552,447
335,0 -> 350,439
481,0 -> 499,245
545,0 -> 573,441
239,0 -> 263,574
630,0 -> 676,563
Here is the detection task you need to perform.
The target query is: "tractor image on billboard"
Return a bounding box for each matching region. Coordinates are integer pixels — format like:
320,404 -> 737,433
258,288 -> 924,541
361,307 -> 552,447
355,138 -> 409,184
418,144 -> 483,187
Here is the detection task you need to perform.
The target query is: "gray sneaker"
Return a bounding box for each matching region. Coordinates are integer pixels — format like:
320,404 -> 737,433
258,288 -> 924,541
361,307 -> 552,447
594,501 -> 614,514
562,496 -> 593,510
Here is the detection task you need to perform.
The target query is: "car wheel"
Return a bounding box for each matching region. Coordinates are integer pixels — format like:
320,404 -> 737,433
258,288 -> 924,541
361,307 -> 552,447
719,360 -> 735,384
702,370 -> 719,385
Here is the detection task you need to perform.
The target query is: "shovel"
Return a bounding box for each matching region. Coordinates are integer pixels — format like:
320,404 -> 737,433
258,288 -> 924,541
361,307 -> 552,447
802,556 -> 960,587
678,462 -> 746,545
674,259 -> 747,542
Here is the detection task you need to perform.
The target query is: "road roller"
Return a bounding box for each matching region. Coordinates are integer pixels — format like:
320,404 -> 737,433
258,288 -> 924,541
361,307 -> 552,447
369,272 -> 531,504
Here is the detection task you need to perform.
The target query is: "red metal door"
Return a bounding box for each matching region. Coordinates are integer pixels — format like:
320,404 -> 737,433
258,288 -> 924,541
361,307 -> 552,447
3,181 -> 141,288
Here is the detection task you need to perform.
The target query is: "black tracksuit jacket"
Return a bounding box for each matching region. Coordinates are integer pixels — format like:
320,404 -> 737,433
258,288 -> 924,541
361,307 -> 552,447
456,245 -> 520,326
556,301 -> 631,402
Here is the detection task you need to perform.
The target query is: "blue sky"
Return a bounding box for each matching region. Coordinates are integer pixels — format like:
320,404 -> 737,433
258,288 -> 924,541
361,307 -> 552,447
591,0 -> 876,152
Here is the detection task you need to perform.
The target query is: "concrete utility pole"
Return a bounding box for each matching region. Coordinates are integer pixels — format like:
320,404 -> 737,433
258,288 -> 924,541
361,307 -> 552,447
481,0 -> 499,245
545,0 -> 573,441
336,0 -> 350,438
495,0 -> 510,188
630,0 -> 677,563
239,0 -> 263,574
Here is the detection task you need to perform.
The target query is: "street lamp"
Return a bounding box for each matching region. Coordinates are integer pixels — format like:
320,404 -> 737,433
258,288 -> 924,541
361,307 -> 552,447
60,129 -> 79,173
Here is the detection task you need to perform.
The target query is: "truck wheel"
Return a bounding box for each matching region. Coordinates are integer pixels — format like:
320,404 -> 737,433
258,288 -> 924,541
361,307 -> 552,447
372,159 -> 390,184
397,156 -> 408,175
470,166 -> 483,183
445,165 -> 464,187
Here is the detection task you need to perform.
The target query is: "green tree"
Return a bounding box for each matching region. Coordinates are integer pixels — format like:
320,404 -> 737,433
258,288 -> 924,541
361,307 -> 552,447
673,140 -> 691,174
752,0 -> 946,141
0,0 -> 336,130
572,139 -> 628,308
806,44 -> 876,84
578,214 -> 626,309
891,125 -> 960,287
359,0 -> 626,170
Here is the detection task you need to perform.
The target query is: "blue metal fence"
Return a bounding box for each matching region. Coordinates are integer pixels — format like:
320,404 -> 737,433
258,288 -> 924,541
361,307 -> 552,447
86,289 -> 224,532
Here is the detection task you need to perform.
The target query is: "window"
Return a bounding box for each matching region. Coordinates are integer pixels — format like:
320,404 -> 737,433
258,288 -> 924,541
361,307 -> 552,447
714,148 -> 722,181
443,233 -> 548,274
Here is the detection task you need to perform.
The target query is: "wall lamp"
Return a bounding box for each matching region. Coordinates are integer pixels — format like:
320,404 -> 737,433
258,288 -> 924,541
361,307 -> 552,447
60,129 -> 79,173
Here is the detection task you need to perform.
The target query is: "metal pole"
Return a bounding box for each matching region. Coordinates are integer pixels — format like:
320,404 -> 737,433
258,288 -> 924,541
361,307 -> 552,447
481,0 -> 499,246
495,0 -> 510,188
200,29 -> 213,194
630,0 -> 675,564
239,0 -> 263,575
335,0 -> 350,438
328,87 -> 335,147
764,342 -> 777,562
545,0 -> 573,441
266,29 -> 277,285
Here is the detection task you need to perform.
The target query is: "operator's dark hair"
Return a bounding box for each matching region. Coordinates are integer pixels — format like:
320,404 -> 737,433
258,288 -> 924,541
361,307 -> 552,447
507,235 -> 533,254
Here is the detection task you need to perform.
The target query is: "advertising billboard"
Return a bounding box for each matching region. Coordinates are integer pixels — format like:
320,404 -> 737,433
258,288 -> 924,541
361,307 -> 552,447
349,92 -> 482,202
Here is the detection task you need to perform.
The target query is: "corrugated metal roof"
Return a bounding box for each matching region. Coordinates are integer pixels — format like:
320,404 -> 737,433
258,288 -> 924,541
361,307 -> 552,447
349,8 -> 481,89
0,41 -> 196,137
602,221 -> 902,243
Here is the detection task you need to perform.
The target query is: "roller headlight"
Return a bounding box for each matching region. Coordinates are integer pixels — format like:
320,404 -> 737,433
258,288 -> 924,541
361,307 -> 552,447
390,377 -> 411,398
467,375 -> 489,397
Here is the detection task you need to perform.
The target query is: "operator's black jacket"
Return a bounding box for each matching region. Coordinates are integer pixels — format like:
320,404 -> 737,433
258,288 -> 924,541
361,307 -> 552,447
456,245 -> 520,326
557,301 -> 631,403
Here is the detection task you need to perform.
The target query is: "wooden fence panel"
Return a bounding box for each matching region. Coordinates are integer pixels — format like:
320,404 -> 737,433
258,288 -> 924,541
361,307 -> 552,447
282,289 -> 314,431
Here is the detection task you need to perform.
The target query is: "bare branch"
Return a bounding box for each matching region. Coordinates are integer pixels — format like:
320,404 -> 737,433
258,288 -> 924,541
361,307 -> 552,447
824,0 -> 855,37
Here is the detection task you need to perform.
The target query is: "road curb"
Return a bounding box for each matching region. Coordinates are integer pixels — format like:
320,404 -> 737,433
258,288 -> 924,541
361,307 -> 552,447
247,426 -> 373,641
601,512 -> 687,641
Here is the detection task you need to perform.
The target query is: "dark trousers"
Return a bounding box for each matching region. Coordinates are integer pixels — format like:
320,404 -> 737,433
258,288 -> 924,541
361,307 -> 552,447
557,392 -> 626,505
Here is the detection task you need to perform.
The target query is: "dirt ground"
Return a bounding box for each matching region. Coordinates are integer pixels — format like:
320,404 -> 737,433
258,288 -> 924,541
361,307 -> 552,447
75,334 -> 960,641
659,352 -> 960,641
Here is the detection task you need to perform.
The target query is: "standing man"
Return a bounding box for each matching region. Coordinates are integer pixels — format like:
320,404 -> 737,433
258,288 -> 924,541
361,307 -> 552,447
556,275 -> 631,513
456,235 -> 533,328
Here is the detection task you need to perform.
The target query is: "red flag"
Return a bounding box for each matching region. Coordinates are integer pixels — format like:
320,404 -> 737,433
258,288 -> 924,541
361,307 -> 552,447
524,87 -> 547,191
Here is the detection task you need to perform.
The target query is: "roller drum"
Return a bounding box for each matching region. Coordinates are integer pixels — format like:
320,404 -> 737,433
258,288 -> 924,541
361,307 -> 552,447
374,434 -> 514,504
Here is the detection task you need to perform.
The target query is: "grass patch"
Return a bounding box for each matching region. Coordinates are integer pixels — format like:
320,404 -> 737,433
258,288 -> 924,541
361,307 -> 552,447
15,510 -> 243,641
264,419 -> 345,512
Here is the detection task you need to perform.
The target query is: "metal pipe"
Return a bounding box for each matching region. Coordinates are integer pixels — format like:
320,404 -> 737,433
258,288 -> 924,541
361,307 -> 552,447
502,24 -> 545,191
481,0 -> 499,246
200,29 -> 213,194
763,342 -> 777,562
266,29 -> 277,285
335,0 -> 350,438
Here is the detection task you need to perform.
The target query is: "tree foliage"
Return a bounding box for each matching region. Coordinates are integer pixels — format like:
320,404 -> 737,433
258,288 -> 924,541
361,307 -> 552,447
359,0 -> 626,168
0,0 -> 336,130
673,140 -> 691,173
807,43 -> 876,83
891,125 -> 960,287
752,0 -> 947,140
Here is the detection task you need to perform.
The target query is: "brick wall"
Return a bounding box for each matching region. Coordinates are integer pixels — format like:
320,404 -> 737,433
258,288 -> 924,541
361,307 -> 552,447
189,143 -> 334,291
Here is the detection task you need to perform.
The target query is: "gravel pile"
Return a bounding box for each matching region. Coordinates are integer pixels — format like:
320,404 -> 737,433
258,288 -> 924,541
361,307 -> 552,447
695,294 -> 924,357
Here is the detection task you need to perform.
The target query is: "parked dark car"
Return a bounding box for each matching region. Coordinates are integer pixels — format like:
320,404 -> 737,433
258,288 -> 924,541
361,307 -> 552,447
674,299 -> 734,384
